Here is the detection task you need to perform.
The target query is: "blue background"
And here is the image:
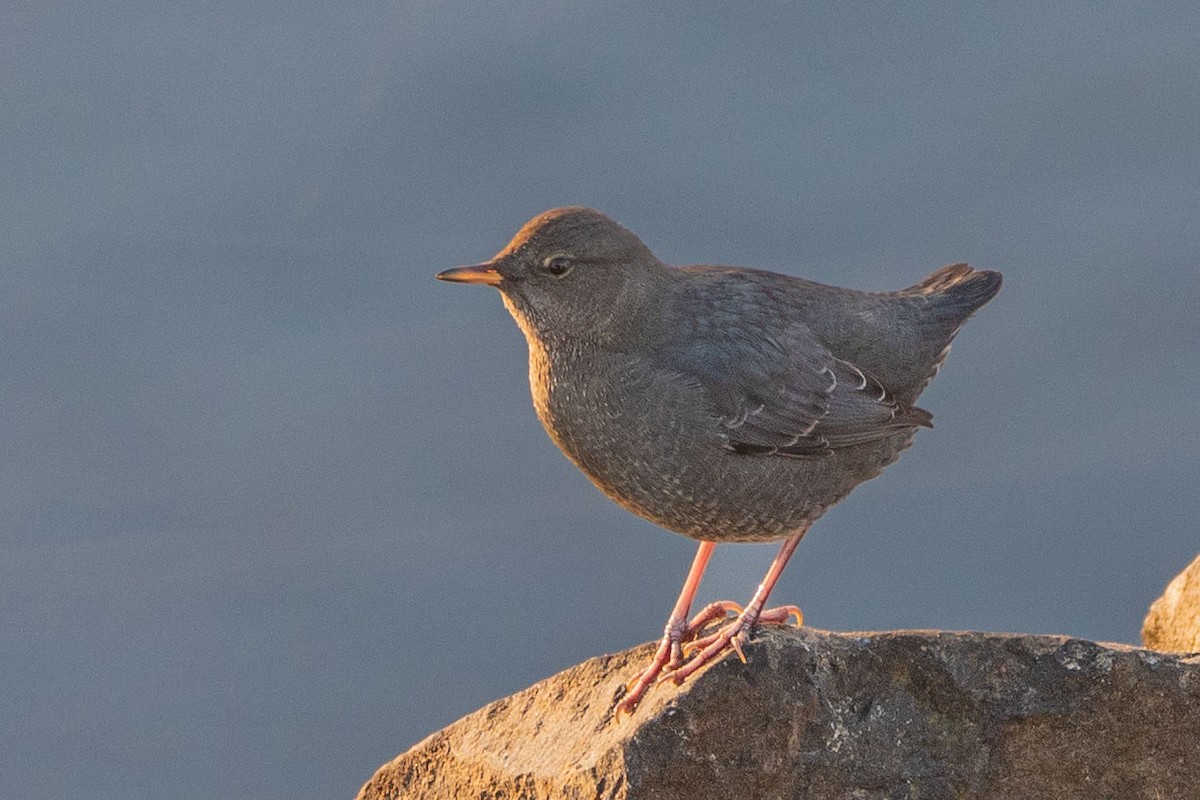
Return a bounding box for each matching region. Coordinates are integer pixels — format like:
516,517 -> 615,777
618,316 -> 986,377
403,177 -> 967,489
4,3 -> 1198,797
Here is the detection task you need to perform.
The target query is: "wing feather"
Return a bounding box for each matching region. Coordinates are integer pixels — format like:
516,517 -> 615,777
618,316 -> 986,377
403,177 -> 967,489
657,316 -> 930,458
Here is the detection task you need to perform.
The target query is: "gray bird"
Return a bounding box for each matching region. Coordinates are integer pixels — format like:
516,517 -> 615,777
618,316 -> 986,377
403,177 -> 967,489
437,207 -> 1001,713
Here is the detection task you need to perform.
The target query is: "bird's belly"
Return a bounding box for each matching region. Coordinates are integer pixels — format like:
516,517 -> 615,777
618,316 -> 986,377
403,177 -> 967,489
534,361 -> 917,543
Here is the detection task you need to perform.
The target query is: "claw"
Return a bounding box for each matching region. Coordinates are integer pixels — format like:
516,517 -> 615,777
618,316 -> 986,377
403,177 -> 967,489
680,633 -> 716,659
695,600 -> 743,621
759,604 -> 804,628
615,703 -> 638,721
730,633 -> 747,664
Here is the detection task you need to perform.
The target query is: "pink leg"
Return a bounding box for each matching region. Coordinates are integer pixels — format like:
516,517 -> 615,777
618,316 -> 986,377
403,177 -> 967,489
616,540 -> 717,715
664,526 -> 808,684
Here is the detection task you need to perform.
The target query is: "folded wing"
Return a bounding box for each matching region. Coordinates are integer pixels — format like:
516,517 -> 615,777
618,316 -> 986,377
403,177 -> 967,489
659,321 -> 931,458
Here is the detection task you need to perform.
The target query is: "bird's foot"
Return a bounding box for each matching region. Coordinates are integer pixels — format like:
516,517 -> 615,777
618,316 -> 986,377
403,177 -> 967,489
615,601 -> 802,715
665,603 -> 803,684
615,600 -> 745,717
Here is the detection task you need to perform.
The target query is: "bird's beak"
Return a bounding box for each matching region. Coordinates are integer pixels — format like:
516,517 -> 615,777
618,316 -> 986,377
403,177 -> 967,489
436,263 -> 503,286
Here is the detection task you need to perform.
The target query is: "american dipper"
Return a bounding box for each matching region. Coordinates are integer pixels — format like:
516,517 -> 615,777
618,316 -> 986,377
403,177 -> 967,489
437,207 -> 1001,713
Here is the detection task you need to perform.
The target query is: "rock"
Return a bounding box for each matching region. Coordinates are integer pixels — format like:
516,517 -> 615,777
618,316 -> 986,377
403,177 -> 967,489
1143,553 -> 1200,653
357,628 -> 1200,800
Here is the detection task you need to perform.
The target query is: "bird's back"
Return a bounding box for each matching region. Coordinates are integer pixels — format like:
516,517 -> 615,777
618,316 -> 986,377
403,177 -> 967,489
673,263 -> 1002,406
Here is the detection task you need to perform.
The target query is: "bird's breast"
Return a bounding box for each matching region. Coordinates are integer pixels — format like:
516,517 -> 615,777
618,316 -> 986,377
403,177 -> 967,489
530,348 -> 705,478
527,345 -> 783,539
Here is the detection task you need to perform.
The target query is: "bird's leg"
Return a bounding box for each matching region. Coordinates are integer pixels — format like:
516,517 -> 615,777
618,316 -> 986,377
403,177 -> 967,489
665,527 -> 808,684
616,540 -> 717,716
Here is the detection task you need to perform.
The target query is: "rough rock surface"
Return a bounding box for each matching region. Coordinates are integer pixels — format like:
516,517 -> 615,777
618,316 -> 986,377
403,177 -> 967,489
358,628 -> 1200,800
1143,553 -> 1200,653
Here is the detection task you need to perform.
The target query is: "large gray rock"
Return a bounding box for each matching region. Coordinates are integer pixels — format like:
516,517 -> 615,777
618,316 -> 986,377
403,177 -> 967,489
358,628 -> 1200,799
1143,553 -> 1200,653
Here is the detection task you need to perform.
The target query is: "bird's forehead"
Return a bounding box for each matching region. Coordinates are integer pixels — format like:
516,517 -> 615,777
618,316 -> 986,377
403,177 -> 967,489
496,219 -> 549,258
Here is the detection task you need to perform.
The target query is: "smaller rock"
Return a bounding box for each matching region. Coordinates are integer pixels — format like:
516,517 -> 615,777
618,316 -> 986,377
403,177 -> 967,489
1143,552 -> 1200,653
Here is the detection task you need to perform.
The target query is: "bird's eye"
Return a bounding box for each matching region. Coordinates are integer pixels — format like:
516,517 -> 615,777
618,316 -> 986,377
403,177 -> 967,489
543,256 -> 573,277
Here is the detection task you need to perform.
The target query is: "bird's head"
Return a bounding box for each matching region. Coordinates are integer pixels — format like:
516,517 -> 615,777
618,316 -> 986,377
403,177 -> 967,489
437,207 -> 668,347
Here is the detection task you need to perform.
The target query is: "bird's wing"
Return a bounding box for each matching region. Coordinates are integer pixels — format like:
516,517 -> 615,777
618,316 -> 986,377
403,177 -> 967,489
659,321 -> 931,457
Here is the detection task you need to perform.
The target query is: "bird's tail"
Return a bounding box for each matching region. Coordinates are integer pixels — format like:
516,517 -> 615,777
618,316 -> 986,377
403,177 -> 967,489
903,263 -> 1003,316
890,263 -> 1002,402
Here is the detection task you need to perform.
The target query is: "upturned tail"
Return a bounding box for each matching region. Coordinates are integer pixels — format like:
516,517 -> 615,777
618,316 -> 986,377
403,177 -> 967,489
903,263 -> 1003,316
893,263 -> 1002,401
